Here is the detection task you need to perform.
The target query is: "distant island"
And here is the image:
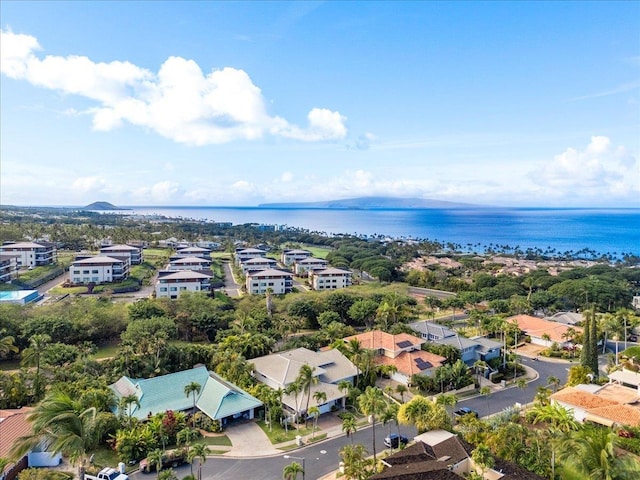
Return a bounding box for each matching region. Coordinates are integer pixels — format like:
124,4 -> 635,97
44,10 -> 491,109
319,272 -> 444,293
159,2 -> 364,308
258,196 -> 480,209
83,201 -> 130,210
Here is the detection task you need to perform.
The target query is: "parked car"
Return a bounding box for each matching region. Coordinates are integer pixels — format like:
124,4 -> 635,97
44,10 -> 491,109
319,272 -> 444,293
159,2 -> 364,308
453,407 -> 479,418
384,433 -> 409,448
139,451 -> 186,473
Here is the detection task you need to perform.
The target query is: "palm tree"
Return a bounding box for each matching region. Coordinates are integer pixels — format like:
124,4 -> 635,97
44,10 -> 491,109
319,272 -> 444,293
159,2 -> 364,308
188,442 -> 210,480
308,406 -> 320,438
395,384 -> 408,403
313,390 -> 327,409
296,364 -> 317,426
341,413 -> 358,444
285,380 -> 303,423
120,393 -> 140,427
547,375 -> 560,393
479,386 -> 491,415
398,395 -> 450,434
436,392 -> 458,421
184,381 -> 202,428
282,461 -> 304,480
21,333 -> 51,398
9,389 -> 98,480
558,425 -> 640,480
0,329 -> 19,358
381,404 -> 399,450
471,444 -> 495,477
358,386 -> 386,463
147,448 -> 164,480
340,444 -> 373,480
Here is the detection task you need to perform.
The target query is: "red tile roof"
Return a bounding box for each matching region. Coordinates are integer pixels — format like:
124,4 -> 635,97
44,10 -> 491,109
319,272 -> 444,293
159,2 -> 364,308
509,314 -> 582,343
344,330 -> 424,353
0,410 -> 32,457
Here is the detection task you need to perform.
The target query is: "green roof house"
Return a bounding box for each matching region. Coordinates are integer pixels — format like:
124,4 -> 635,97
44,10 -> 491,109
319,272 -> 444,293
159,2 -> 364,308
110,365 -> 262,426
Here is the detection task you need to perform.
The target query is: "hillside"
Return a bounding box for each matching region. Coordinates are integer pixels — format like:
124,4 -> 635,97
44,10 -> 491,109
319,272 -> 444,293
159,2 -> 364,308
83,201 -> 128,210
258,196 -> 479,209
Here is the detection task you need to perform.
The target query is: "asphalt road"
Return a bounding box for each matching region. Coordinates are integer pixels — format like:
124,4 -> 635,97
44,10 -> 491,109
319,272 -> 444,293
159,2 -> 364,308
131,423 -> 418,480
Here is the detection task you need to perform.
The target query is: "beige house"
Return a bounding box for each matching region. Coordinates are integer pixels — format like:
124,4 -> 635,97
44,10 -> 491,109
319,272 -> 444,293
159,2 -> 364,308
251,347 -> 358,416
310,267 -> 352,290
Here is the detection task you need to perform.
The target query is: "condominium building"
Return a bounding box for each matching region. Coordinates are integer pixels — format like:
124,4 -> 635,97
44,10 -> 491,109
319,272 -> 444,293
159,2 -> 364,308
99,244 -> 143,265
155,270 -> 212,299
70,255 -> 129,284
310,267 -> 352,290
245,268 -> 293,295
281,249 -> 312,266
0,242 -> 57,268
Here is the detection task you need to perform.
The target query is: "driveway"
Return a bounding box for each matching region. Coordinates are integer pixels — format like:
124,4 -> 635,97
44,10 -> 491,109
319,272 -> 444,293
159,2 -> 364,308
223,422 -> 277,457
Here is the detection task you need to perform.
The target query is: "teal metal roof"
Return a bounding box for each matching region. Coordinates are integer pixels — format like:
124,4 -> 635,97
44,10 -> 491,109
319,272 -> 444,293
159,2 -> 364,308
111,366 -> 262,421
196,372 -> 263,421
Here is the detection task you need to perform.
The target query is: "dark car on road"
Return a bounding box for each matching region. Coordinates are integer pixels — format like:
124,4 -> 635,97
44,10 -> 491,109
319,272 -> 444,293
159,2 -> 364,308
453,407 -> 479,418
384,433 -> 409,448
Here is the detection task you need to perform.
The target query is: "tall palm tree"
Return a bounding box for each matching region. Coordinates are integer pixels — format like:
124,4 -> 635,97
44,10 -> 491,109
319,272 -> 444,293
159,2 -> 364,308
308,406 -> 320,438
436,392 -> 458,421
358,386 -> 386,463
188,442 -> 210,480
120,393 -> 140,427
184,381 -> 202,428
341,413 -> 358,444
282,461 -> 304,480
313,390 -> 327,409
296,365 -> 317,426
9,389 -> 98,480
285,380 -> 303,423
21,333 -> 51,398
395,384 -> 408,403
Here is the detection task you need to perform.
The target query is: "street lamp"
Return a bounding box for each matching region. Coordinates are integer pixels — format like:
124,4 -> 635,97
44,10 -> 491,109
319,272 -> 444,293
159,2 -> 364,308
283,455 -> 305,480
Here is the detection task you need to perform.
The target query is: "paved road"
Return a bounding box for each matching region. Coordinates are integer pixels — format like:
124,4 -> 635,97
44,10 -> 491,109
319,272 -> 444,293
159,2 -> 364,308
457,355 -> 571,416
131,423 -> 418,480
222,261 -> 241,297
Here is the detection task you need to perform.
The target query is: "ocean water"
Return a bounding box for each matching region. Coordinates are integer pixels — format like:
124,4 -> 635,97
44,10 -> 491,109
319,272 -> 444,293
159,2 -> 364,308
123,206 -> 640,256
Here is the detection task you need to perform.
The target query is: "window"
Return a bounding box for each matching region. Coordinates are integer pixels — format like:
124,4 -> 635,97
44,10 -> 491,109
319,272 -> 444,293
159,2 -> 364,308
83,270 -> 90,274
92,277 -> 99,282
92,270 -> 99,274
170,287 -> 177,291
160,287 -> 167,292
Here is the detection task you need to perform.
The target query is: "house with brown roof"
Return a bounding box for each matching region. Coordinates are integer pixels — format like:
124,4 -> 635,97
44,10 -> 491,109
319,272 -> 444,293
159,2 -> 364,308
370,429 -> 545,480
508,314 -> 582,347
0,409 -> 61,480
343,330 -> 446,385
551,383 -> 640,427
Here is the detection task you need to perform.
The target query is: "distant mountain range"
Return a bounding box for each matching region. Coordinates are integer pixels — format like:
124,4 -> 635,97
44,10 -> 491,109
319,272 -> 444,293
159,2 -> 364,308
83,201 -> 130,210
258,196 -> 479,209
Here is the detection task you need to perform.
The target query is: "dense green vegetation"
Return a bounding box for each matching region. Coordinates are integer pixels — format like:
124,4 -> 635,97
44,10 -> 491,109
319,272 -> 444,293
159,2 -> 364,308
1,206 -> 639,478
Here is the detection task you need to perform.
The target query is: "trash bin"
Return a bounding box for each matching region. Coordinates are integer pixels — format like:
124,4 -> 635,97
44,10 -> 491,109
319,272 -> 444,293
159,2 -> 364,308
118,462 -> 126,474
501,380 -> 506,388
296,435 -> 303,446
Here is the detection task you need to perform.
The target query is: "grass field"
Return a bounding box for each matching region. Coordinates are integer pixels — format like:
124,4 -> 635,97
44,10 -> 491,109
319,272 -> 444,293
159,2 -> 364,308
202,435 -> 232,446
257,420 -> 315,445
302,245 -> 333,259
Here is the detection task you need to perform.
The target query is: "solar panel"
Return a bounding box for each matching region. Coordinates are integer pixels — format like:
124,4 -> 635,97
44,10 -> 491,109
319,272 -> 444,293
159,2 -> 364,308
396,340 -> 413,348
414,359 -> 433,370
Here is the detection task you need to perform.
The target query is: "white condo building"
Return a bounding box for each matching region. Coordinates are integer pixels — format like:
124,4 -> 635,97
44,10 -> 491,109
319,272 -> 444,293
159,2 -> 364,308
70,256 -> 129,284
310,267 -> 352,290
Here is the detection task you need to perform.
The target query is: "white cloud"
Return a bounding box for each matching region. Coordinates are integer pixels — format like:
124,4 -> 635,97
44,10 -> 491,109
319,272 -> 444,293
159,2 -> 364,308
72,176 -> 107,193
280,171 -> 294,182
532,136 -> 639,197
131,181 -> 181,202
0,29 -> 348,145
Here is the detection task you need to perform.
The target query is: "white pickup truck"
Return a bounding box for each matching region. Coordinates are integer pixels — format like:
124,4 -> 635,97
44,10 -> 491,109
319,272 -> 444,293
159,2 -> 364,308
85,467 -> 129,480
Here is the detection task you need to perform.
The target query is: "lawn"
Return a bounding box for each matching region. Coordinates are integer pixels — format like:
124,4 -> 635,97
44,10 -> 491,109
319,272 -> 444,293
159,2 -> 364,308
49,285 -> 89,295
257,420 -> 315,445
302,245 -> 333,259
211,252 -> 232,260
202,435 -> 232,446
93,342 -> 122,360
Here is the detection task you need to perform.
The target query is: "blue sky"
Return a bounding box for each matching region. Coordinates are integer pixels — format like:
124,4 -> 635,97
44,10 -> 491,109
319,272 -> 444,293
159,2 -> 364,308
1,1 -> 638,207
